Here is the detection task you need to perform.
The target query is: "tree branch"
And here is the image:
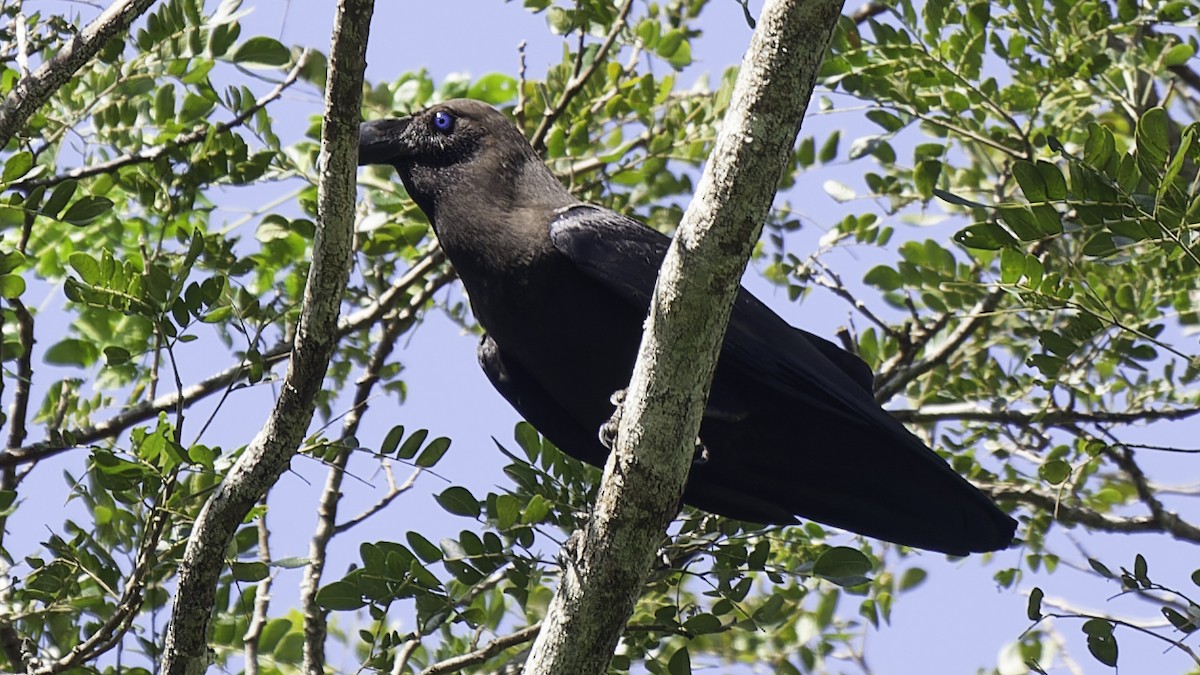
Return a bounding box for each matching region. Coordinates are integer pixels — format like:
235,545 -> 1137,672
522,1 -> 845,673
983,483 -> 1200,544
874,283 -> 1007,402
421,623 -> 542,675
0,0 -> 160,147
159,1 -> 373,672
242,501 -> 273,675
890,402 -> 1200,427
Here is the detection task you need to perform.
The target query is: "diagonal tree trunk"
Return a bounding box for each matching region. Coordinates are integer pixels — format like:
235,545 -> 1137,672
522,0 -> 846,673
157,1 -> 375,672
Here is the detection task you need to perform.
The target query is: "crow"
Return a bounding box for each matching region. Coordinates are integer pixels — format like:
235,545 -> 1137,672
358,99 -> 1016,555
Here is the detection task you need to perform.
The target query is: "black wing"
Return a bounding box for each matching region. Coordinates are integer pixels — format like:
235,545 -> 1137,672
548,204 -> 1016,554
548,204 -> 876,402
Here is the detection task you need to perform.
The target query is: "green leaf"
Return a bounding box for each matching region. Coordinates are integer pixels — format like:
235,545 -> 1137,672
1000,248 -> 1025,284
546,7 -> 572,34
467,73 -> 517,105
406,531 -> 442,563
0,274 -> 25,299
866,109 -> 905,132
258,618 -> 292,653
495,494 -> 520,530
154,83 -> 175,124
935,188 -> 989,209
44,338 -> 100,366
1163,607 -> 1198,633
231,36 -> 291,67
914,159 -> 942,200
1039,459 -> 1071,485
1037,161 -> 1068,200
61,196 -> 114,226
955,222 -> 1017,250
104,346 -> 131,365
1136,107 -> 1169,170
521,494 -> 551,524
1027,587 -> 1044,620
998,206 -> 1041,240
1082,123 -> 1115,170
315,581 -> 366,611
1089,558 -> 1115,578
682,613 -> 722,635
818,130 -> 840,163
397,428 -> 429,460
41,180 -> 77,218
863,265 -> 902,291
899,567 -> 927,591
813,547 -> 871,581
1013,160 -> 1048,201
667,646 -> 692,675
2,150 -> 33,183
435,486 -> 480,518
1083,618 -> 1118,667
1038,331 -> 1078,357
1163,43 -> 1195,67
231,561 -> 269,582
380,425 -> 405,455
1134,553 -> 1149,585
656,29 -> 685,58
414,436 -> 451,468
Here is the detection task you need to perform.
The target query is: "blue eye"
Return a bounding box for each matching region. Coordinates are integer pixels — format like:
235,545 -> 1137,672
432,110 -> 455,133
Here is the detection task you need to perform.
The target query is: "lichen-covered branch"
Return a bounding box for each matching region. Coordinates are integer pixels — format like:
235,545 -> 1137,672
158,1 -> 374,672
522,1 -> 845,673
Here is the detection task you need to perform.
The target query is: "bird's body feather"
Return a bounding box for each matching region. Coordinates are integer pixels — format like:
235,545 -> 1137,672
359,99 -> 1017,555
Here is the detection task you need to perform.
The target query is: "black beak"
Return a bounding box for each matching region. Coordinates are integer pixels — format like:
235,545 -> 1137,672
358,117 -> 412,166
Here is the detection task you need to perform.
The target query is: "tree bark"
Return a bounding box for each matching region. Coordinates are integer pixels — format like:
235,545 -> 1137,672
157,1 -> 374,673
522,0 -> 846,673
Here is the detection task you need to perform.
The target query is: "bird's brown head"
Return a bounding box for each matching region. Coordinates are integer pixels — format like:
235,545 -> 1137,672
359,99 -> 567,223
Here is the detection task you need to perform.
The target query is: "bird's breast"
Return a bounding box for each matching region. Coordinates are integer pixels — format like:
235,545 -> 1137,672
458,251 -> 646,426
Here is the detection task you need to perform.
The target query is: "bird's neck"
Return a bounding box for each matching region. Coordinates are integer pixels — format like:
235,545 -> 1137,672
432,160 -> 578,276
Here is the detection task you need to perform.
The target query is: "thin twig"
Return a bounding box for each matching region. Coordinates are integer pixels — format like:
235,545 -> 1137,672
242,500 -> 273,675
890,402 -> 1200,427
874,283 -> 1007,401
13,50 -> 312,191
530,0 -> 634,152
332,462 -> 421,535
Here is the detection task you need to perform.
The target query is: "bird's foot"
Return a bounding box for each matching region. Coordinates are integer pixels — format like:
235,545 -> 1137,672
598,388 -> 627,450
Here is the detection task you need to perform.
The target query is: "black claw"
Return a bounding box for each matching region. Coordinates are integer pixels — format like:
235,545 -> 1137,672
598,388 -> 627,450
